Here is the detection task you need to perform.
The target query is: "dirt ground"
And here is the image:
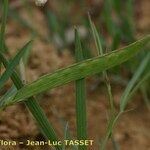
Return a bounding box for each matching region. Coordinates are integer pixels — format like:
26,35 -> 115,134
0,0 -> 150,150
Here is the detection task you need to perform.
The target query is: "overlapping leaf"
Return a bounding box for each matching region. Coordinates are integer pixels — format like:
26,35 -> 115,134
1,34 -> 149,108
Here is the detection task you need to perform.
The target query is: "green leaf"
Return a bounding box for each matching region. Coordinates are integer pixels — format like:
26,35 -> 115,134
0,1 -> 61,149
89,16 -> 115,111
130,71 -> 150,99
0,52 -> 62,150
120,52 -> 150,111
103,0 -> 115,37
75,29 -> 87,150
0,41 -> 33,89
122,69 -> 150,111
88,15 -> 103,55
0,86 -> 17,104
0,0 -> 8,51
1,35 -> 150,107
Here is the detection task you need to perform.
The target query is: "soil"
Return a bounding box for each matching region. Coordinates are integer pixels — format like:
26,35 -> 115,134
0,0 -> 150,150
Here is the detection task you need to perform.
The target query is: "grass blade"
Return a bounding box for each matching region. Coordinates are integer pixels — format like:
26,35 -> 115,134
0,0 -> 8,51
88,15 -> 103,55
0,86 -> 17,102
0,53 -> 62,150
0,41 -> 33,89
89,16 -> 117,149
141,84 -> 150,109
1,35 -> 150,107
103,0 -> 115,37
62,122 -> 78,150
100,113 -> 121,150
89,16 -> 114,110
126,70 -> 150,107
75,29 -> 87,150
0,1 -> 61,149
120,52 -> 150,111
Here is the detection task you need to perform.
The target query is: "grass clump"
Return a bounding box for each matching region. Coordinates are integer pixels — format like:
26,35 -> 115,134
0,1 -> 150,150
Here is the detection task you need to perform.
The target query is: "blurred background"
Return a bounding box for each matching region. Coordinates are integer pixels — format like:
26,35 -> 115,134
0,0 -> 150,149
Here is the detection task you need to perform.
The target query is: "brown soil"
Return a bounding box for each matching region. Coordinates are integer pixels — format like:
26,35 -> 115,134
0,0 -> 150,150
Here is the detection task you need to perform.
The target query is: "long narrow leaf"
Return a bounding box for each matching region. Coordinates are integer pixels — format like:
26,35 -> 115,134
0,41 -> 32,89
0,86 -> 17,102
89,17 -> 116,149
88,15 -> 103,55
0,53 -> 62,150
125,70 -> 150,108
75,29 -> 87,150
89,16 -> 114,110
0,1 -> 61,149
0,0 -> 8,51
1,35 -> 150,107
120,52 -> 150,111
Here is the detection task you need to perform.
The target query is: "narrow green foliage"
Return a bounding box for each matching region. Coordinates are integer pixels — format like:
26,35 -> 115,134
100,52 -> 150,150
141,84 -> 150,109
88,15 -> 103,55
103,0 -> 115,37
0,54 -> 62,150
75,29 -> 87,150
0,1 -> 61,149
100,53 -> 150,149
62,122 -> 78,150
0,86 -> 17,103
1,34 -> 149,107
120,53 -> 150,111
100,113 -> 121,150
112,0 -> 121,14
89,16 -> 114,111
47,10 -> 63,37
127,70 -> 150,105
0,0 -> 8,51
0,41 -> 32,89
22,41 -> 33,65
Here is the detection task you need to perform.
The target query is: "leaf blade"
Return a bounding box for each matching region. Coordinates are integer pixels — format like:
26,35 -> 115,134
0,41 -> 33,89
75,29 -> 87,150
120,52 -> 150,111
0,52 -> 62,150
2,35 -> 150,107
